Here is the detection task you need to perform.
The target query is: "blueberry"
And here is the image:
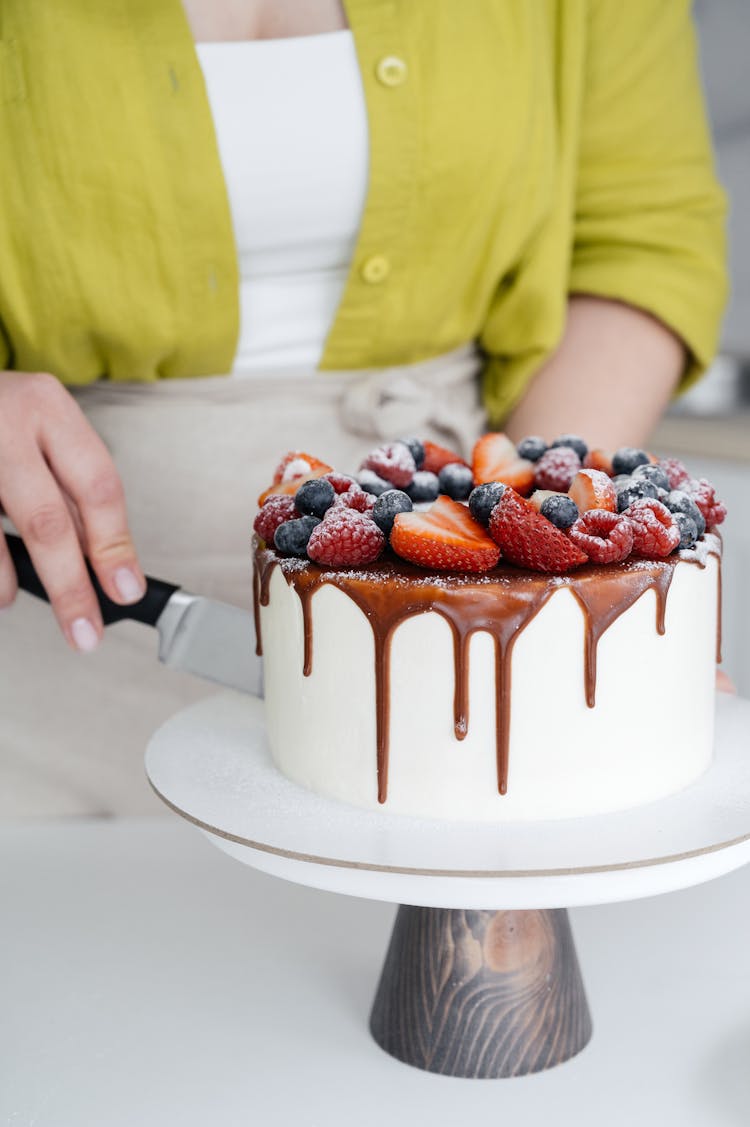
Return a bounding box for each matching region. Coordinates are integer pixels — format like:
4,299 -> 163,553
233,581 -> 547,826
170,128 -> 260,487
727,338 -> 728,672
274,515 -> 321,557
666,490 -> 706,537
616,478 -> 659,512
373,489 -> 413,538
540,494 -> 579,529
357,469 -> 392,496
612,447 -> 650,475
516,435 -> 547,462
612,474 -> 632,488
438,462 -> 474,501
672,511 -> 699,550
468,482 -> 506,526
551,434 -> 588,461
294,478 -> 335,518
632,463 -> 670,492
398,437 -> 425,469
406,471 -> 440,503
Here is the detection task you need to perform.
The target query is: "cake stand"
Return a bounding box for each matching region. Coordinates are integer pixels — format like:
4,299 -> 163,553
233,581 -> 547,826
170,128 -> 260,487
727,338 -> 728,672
146,692 -> 750,1079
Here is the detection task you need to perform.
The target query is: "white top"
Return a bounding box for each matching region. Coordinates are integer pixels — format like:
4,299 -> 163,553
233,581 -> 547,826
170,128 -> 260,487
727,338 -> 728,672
195,33 -> 369,374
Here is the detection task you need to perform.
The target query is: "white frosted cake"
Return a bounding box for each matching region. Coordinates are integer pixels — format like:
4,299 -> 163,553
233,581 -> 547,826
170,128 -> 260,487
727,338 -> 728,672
252,435 -> 725,822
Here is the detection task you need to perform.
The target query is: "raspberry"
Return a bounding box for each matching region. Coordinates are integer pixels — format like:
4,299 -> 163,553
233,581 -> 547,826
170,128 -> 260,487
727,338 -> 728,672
332,488 -> 376,513
568,509 -> 634,564
253,495 -> 299,544
534,447 -> 582,492
323,471 -> 361,495
682,478 -> 727,527
307,508 -> 385,566
624,498 -> 680,558
658,457 -> 690,490
360,442 -> 416,488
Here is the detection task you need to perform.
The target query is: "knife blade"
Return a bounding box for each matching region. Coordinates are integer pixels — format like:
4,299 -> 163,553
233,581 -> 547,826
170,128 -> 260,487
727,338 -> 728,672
6,532 -> 262,696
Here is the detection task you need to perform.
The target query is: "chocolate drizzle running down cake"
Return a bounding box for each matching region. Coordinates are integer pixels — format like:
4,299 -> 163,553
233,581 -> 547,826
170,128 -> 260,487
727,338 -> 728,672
254,536 -> 721,818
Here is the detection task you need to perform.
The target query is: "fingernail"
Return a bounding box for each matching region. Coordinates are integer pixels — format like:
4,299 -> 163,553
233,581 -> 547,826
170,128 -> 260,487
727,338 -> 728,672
71,618 -> 99,653
114,567 -> 145,603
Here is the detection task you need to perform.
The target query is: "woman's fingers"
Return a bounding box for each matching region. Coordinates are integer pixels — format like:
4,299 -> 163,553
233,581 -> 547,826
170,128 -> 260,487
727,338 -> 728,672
716,669 -> 736,694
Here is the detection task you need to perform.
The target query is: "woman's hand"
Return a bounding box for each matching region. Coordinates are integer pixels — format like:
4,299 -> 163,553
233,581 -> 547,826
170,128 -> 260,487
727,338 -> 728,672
0,371 -> 145,651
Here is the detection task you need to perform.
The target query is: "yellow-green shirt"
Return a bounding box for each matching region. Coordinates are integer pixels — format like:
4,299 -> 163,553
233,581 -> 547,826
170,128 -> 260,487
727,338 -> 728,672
0,0 -> 727,424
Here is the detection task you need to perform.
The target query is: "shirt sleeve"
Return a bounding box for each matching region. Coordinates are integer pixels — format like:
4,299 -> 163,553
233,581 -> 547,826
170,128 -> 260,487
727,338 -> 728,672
569,0 -> 728,389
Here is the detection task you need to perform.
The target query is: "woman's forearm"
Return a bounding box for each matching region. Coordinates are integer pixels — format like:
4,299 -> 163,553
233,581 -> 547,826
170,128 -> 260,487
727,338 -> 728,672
503,295 -> 686,448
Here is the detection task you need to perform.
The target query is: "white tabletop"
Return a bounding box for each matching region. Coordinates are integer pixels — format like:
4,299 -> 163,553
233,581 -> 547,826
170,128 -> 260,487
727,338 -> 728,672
2,817 -> 750,1127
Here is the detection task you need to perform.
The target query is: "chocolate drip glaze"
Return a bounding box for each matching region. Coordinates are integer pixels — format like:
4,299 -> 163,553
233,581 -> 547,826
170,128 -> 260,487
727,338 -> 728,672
253,542 -> 721,803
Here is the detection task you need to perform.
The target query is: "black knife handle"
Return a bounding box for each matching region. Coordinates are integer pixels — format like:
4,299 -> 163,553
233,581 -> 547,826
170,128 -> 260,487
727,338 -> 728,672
6,532 -> 178,628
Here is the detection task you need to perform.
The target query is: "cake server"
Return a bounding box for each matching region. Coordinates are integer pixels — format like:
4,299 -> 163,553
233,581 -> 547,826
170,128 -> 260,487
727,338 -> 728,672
6,532 -> 262,696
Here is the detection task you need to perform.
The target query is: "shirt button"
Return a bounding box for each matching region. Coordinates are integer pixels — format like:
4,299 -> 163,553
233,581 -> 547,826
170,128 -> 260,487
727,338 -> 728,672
375,55 -> 408,87
360,255 -> 391,284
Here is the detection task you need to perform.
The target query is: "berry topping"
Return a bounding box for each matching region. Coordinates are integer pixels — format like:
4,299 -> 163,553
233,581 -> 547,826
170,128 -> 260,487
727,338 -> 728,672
682,478 -> 727,527
390,495 -> 501,572
551,434 -> 588,461
357,469 -> 392,496
253,495 -> 299,544
611,447 -> 650,476
583,448 -> 614,476
332,489 -> 377,513
568,468 -> 617,514
488,489 -> 589,572
438,462 -> 474,501
472,432 -> 535,493
421,440 -> 468,475
615,478 -> 659,512
534,446 -> 582,492
294,477 -> 336,518
307,508 -> 385,566
538,493 -> 580,529
516,435 -> 547,462
568,509 -> 634,564
658,457 -> 691,490
468,481 -> 506,526
632,463 -> 670,492
672,512 -> 700,550
322,471 -> 361,495
360,442 -> 416,488
398,437 -> 426,469
406,470 -> 441,503
274,515 -> 321,557
665,490 -> 706,537
272,450 -> 332,485
372,489 -> 413,538
624,498 -> 680,558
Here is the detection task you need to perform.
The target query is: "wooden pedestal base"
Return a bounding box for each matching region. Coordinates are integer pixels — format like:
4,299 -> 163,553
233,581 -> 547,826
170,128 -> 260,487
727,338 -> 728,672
369,907 -> 592,1078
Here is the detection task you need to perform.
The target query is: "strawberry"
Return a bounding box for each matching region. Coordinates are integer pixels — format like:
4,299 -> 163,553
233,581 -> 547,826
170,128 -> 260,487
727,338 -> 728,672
422,440 -> 468,475
253,495 -> 299,544
488,489 -> 588,572
624,498 -> 680,558
360,442 -> 416,488
257,467 -> 330,506
583,448 -> 614,476
471,432 -> 535,494
682,478 -> 727,527
534,446 -> 582,492
390,495 -> 501,572
272,450 -> 332,486
529,490 -> 560,512
658,457 -> 690,490
307,508 -> 385,566
568,509 -> 634,564
569,468 -> 617,514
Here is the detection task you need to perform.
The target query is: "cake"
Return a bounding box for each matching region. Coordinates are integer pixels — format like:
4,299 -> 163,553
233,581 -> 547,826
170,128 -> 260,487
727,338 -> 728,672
252,434 -> 725,822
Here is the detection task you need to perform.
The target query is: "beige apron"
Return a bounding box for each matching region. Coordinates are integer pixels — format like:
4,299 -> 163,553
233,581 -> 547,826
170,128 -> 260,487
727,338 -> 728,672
0,348 -> 485,817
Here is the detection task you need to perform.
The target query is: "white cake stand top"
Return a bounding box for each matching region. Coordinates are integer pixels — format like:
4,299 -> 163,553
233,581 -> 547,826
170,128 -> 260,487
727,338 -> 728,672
145,692 -> 750,910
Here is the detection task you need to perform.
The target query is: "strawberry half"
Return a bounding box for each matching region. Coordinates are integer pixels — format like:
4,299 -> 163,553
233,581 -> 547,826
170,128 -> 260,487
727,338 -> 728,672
272,450 -> 333,486
258,467 -> 331,506
472,432 -> 535,494
489,488 -> 589,572
569,468 -> 617,514
390,495 -> 501,572
421,440 -> 468,475
583,448 -> 614,476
